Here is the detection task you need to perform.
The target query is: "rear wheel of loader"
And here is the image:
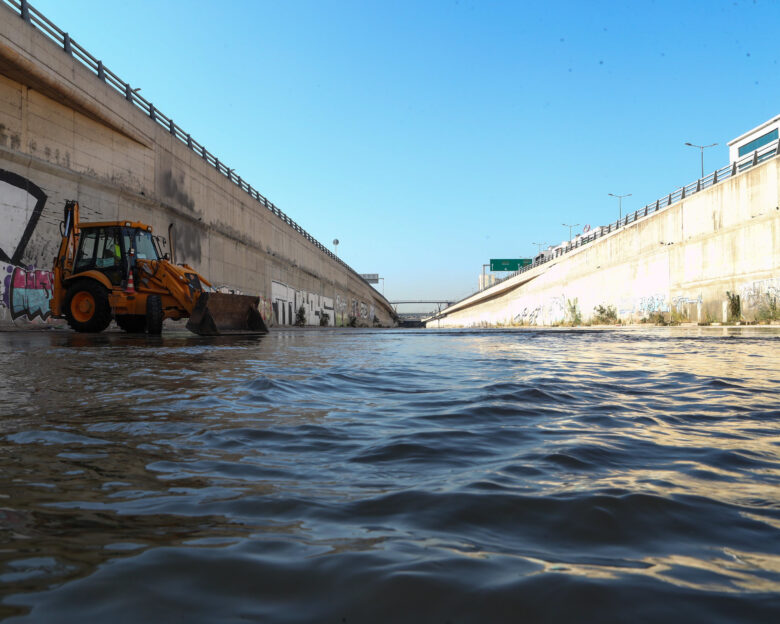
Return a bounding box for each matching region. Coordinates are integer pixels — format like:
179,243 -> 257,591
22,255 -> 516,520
146,295 -> 163,335
116,315 -> 146,333
64,280 -> 112,333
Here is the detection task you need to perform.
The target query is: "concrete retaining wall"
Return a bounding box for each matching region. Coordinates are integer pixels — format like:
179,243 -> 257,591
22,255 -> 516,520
0,5 -> 394,329
430,153 -> 780,327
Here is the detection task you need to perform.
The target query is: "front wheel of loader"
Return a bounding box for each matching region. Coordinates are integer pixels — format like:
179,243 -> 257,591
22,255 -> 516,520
116,315 -> 147,333
146,295 -> 163,335
64,280 -> 112,333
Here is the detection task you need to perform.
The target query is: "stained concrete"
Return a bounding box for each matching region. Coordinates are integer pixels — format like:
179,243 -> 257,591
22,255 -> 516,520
429,151 -> 780,327
0,5 -> 393,328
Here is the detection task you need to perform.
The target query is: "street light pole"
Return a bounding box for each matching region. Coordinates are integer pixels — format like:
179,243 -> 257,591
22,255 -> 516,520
379,277 -> 385,295
481,263 -> 490,290
685,142 -> 718,178
608,193 -> 631,222
533,242 -> 548,254
562,223 -> 580,242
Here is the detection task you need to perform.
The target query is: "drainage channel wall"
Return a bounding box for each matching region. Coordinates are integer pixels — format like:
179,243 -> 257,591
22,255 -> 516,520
428,153 -> 780,327
0,4 -> 394,329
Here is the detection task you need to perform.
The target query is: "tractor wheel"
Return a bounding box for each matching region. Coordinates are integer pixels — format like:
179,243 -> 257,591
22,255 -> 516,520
146,295 -> 163,335
116,315 -> 147,333
64,280 -> 112,333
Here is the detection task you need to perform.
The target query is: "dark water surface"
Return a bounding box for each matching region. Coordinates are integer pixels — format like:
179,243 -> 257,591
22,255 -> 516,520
0,327 -> 778,623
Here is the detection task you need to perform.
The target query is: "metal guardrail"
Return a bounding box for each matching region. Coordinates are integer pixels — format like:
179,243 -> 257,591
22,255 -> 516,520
4,0 -> 358,274
476,137 -> 780,296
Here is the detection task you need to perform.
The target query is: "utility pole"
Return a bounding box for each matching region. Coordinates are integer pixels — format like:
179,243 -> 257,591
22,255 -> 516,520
562,223 -> 580,242
685,142 -> 718,178
608,193 -> 631,222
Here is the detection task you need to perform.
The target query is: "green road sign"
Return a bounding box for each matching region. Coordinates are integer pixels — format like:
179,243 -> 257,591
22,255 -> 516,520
490,258 -> 532,271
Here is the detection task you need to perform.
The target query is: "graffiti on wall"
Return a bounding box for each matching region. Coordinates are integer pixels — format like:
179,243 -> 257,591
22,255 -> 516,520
272,280 -> 337,326
671,294 -> 702,311
0,170 -> 60,327
1,263 -> 55,321
740,278 -> 780,309
638,293 -> 668,314
0,169 -> 48,266
511,295 -> 566,326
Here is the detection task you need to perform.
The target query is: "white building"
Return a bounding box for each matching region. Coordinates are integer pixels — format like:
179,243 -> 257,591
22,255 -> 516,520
728,113 -> 780,163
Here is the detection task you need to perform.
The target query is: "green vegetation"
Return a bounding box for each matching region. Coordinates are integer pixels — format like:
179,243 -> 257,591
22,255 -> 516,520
756,294 -> 780,322
295,305 -> 306,326
592,304 -> 618,324
319,312 -> 330,326
726,291 -> 741,323
347,315 -> 358,327
643,311 -> 668,325
566,298 -> 582,326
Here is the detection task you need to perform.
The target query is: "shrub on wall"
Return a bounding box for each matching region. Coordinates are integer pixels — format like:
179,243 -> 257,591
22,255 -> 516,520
592,304 -> 618,324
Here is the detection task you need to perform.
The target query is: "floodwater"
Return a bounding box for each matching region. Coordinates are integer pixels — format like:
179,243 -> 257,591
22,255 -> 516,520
0,327 -> 778,623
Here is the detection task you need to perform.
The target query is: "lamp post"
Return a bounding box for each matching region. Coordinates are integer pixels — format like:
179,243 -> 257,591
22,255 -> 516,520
333,238 -> 339,257
608,193 -> 631,222
562,223 -> 580,242
533,242 -> 548,254
685,142 -> 718,178
379,277 -> 385,295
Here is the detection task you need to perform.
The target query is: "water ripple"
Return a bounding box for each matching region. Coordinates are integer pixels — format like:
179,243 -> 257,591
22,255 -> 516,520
0,327 -> 778,622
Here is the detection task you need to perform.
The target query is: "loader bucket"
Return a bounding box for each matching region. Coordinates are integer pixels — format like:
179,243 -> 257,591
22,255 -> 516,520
186,292 -> 269,336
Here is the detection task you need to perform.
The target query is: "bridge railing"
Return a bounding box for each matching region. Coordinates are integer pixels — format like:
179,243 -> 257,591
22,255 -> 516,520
476,137 -> 780,295
4,0 -> 357,274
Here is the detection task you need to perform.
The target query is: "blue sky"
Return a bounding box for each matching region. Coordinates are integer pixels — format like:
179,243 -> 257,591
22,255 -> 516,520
30,0 -> 780,306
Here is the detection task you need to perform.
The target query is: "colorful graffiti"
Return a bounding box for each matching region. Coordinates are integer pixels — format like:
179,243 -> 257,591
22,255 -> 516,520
1,263 -> 55,321
0,169 -> 59,327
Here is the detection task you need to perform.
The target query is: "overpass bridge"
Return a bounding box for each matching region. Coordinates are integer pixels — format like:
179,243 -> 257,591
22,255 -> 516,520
389,301 -> 456,327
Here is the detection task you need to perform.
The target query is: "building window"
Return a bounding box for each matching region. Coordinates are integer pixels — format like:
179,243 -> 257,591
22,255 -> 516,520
738,128 -> 779,157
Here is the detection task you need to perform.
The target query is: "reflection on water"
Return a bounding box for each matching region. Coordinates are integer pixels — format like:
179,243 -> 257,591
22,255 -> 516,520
0,327 -> 778,622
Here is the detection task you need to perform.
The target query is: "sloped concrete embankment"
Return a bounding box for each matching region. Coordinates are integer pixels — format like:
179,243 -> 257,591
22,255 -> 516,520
430,155 -> 780,327
0,4 -> 393,329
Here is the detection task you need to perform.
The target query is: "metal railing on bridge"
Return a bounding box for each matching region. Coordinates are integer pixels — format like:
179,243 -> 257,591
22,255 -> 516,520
4,0 -> 357,274
475,137 -> 780,296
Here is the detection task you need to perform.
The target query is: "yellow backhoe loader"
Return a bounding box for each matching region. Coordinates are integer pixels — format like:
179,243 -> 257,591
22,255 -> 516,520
50,200 -> 268,335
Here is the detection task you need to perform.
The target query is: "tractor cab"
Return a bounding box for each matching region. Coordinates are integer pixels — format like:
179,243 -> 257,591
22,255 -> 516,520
73,223 -> 162,287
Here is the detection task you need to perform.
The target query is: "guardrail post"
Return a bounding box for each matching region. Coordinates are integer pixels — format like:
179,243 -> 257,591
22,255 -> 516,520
125,83 -> 133,102
97,60 -> 105,81
655,199 -> 660,211
731,162 -> 737,176
63,33 -> 72,55
169,119 -> 175,135
187,134 -> 193,148
215,158 -> 220,172
201,146 -> 208,160
681,186 -> 686,199
713,170 -> 718,184
753,150 -> 758,166
20,0 -> 30,22
667,193 -> 672,206
696,179 -> 701,192
149,103 -> 156,121
644,206 -> 648,216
